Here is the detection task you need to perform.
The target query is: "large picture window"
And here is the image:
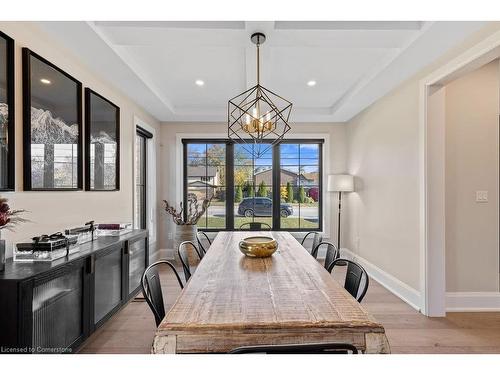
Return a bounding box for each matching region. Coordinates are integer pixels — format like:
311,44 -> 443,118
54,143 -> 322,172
183,139 -> 323,232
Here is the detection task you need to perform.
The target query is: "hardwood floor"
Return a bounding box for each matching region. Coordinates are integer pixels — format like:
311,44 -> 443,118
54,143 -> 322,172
78,261 -> 500,354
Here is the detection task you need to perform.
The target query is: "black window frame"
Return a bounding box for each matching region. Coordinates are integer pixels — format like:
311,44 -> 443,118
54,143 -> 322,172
136,126 -> 152,230
182,139 -> 324,232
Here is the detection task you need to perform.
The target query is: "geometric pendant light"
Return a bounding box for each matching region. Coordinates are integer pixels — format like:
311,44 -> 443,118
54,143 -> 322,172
227,32 -> 292,158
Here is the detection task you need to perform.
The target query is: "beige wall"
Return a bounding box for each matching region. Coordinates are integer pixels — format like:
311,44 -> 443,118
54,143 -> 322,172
345,80 -> 422,289
444,60 -> 499,292
158,122 -> 348,251
0,22 -> 161,257
345,22 -> 500,291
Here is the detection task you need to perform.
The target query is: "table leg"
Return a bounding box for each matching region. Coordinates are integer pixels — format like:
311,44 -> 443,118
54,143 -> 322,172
364,332 -> 391,354
152,334 -> 177,354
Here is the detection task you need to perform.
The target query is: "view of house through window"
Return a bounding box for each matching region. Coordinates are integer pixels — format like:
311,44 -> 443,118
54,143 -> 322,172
280,143 -> 321,229
184,139 -> 322,231
186,143 -> 227,228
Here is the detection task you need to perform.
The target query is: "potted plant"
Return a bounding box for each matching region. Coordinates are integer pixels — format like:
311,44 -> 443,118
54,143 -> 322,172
163,195 -> 212,263
0,197 -> 27,272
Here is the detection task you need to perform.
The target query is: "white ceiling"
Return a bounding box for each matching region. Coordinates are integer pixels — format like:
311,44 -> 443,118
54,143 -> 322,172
37,21 -> 487,123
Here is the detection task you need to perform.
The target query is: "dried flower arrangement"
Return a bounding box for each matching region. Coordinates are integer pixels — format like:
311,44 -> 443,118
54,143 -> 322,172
0,197 -> 27,232
163,195 -> 213,225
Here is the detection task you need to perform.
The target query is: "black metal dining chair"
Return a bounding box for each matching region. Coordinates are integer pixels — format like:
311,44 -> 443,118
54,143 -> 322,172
178,241 -> 202,283
301,231 -> 323,259
197,231 -> 211,257
239,222 -> 271,230
312,241 -> 339,270
327,258 -> 369,303
141,260 -> 184,327
229,342 -> 358,354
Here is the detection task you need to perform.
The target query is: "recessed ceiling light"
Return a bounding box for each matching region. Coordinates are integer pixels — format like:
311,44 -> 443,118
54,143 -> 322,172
307,80 -> 317,87
40,78 -> 51,85
195,79 -> 205,87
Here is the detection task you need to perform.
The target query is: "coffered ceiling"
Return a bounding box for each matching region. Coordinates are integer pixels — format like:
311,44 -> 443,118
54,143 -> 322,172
37,21 -> 486,122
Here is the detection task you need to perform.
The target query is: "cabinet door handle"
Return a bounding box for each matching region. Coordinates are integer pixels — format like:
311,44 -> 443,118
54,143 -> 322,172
124,241 -> 129,255
86,256 -> 95,274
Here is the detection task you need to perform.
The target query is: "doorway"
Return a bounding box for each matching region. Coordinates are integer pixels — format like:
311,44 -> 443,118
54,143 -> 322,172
421,33 -> 500,316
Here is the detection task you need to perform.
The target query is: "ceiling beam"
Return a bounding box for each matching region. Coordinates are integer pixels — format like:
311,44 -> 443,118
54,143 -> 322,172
275,21 -> 423,31
329,22 -> 434,117
93,21 -> 246,29
87,21 -> 176,118
330,21 -> 487,121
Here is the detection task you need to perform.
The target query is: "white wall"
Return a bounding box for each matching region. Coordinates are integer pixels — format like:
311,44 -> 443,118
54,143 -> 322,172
444,60 -> 499,293
158,122 -> 348,251
345,23 -> 500,295
0,22 -> 161,256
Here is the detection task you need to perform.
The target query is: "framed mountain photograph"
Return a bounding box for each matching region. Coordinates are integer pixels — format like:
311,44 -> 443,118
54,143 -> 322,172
22,48 -> 82,190
0,31 -> 15,191
84,88 -> 120,191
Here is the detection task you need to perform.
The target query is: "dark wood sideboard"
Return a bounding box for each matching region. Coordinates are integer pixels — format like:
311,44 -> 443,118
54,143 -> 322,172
0,229 -> 149,353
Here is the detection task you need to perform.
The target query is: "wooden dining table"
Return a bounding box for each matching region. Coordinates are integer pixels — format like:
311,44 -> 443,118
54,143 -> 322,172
152,231 -> 390,354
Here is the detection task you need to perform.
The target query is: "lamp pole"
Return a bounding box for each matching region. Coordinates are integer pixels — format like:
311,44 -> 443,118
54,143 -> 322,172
337,191 -> 342,250
328,174 -> 353,255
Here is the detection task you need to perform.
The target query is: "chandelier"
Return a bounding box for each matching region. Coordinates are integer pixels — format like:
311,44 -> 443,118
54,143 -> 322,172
227,32 -> 292,158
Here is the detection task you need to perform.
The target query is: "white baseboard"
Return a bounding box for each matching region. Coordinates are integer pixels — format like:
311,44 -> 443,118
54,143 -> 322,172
446,292 -> 500,312
341,248 -> 422,312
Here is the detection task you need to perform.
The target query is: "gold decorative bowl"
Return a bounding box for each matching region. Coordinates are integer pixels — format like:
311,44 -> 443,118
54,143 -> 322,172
239,236 -> 278,258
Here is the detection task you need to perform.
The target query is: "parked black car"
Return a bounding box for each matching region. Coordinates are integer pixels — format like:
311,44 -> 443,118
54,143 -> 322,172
237,197 -> 293,218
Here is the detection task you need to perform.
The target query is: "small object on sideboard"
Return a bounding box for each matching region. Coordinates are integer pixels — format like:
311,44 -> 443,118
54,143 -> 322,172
96,223 -> 132,237
14,232 -> 79,262
65,220 -> 97,245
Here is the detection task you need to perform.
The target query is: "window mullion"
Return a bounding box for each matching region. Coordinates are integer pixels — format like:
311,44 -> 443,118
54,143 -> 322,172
272,143 -> 280,230
319,142 -> 323,232
226,143 -> 234,230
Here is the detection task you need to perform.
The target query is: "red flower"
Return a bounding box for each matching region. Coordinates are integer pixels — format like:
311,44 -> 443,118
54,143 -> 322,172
0,212 -> 10,227
0,202 -> 9,213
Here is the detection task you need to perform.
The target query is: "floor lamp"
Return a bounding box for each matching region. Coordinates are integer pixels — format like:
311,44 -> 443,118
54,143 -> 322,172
328,174 -> 354,251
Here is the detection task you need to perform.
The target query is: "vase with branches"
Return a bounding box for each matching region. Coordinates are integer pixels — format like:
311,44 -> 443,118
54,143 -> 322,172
163,195 -> 213,264
0,197 -> 28,271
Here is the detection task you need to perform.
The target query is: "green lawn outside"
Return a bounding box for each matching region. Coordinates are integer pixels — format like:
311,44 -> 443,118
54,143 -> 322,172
204,216 -> 319,229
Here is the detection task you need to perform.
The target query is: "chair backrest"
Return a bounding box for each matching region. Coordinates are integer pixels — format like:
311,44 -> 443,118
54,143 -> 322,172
312,241 -> 339,270
229,342 -> 358,354
239,222 -> 271,230
141,260 -> 184,327
177,241 -> 202,283
301,231 -> 323,259
197,231 -> 211,256
327,258 -> 369,302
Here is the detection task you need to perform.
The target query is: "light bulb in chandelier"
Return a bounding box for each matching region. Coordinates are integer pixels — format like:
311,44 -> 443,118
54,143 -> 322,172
242,107 -> 276,134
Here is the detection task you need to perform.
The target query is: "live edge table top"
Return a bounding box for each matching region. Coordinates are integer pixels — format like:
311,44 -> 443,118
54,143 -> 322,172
153,231 -> 390,354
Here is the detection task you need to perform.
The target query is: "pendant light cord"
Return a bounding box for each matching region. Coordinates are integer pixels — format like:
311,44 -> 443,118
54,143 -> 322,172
256,40 -> 260,85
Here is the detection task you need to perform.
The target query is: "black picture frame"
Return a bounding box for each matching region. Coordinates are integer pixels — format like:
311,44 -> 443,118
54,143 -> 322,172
22,48 -> 83,191
84,88 -> 120,191
0,30 -> 15,191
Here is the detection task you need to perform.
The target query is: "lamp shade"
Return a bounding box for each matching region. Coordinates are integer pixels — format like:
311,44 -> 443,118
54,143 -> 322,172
328,174 -> 354,192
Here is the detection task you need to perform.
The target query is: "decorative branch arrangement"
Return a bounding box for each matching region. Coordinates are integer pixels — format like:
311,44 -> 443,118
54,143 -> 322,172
0,197 -> 28,231
163,195 -> 213,225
